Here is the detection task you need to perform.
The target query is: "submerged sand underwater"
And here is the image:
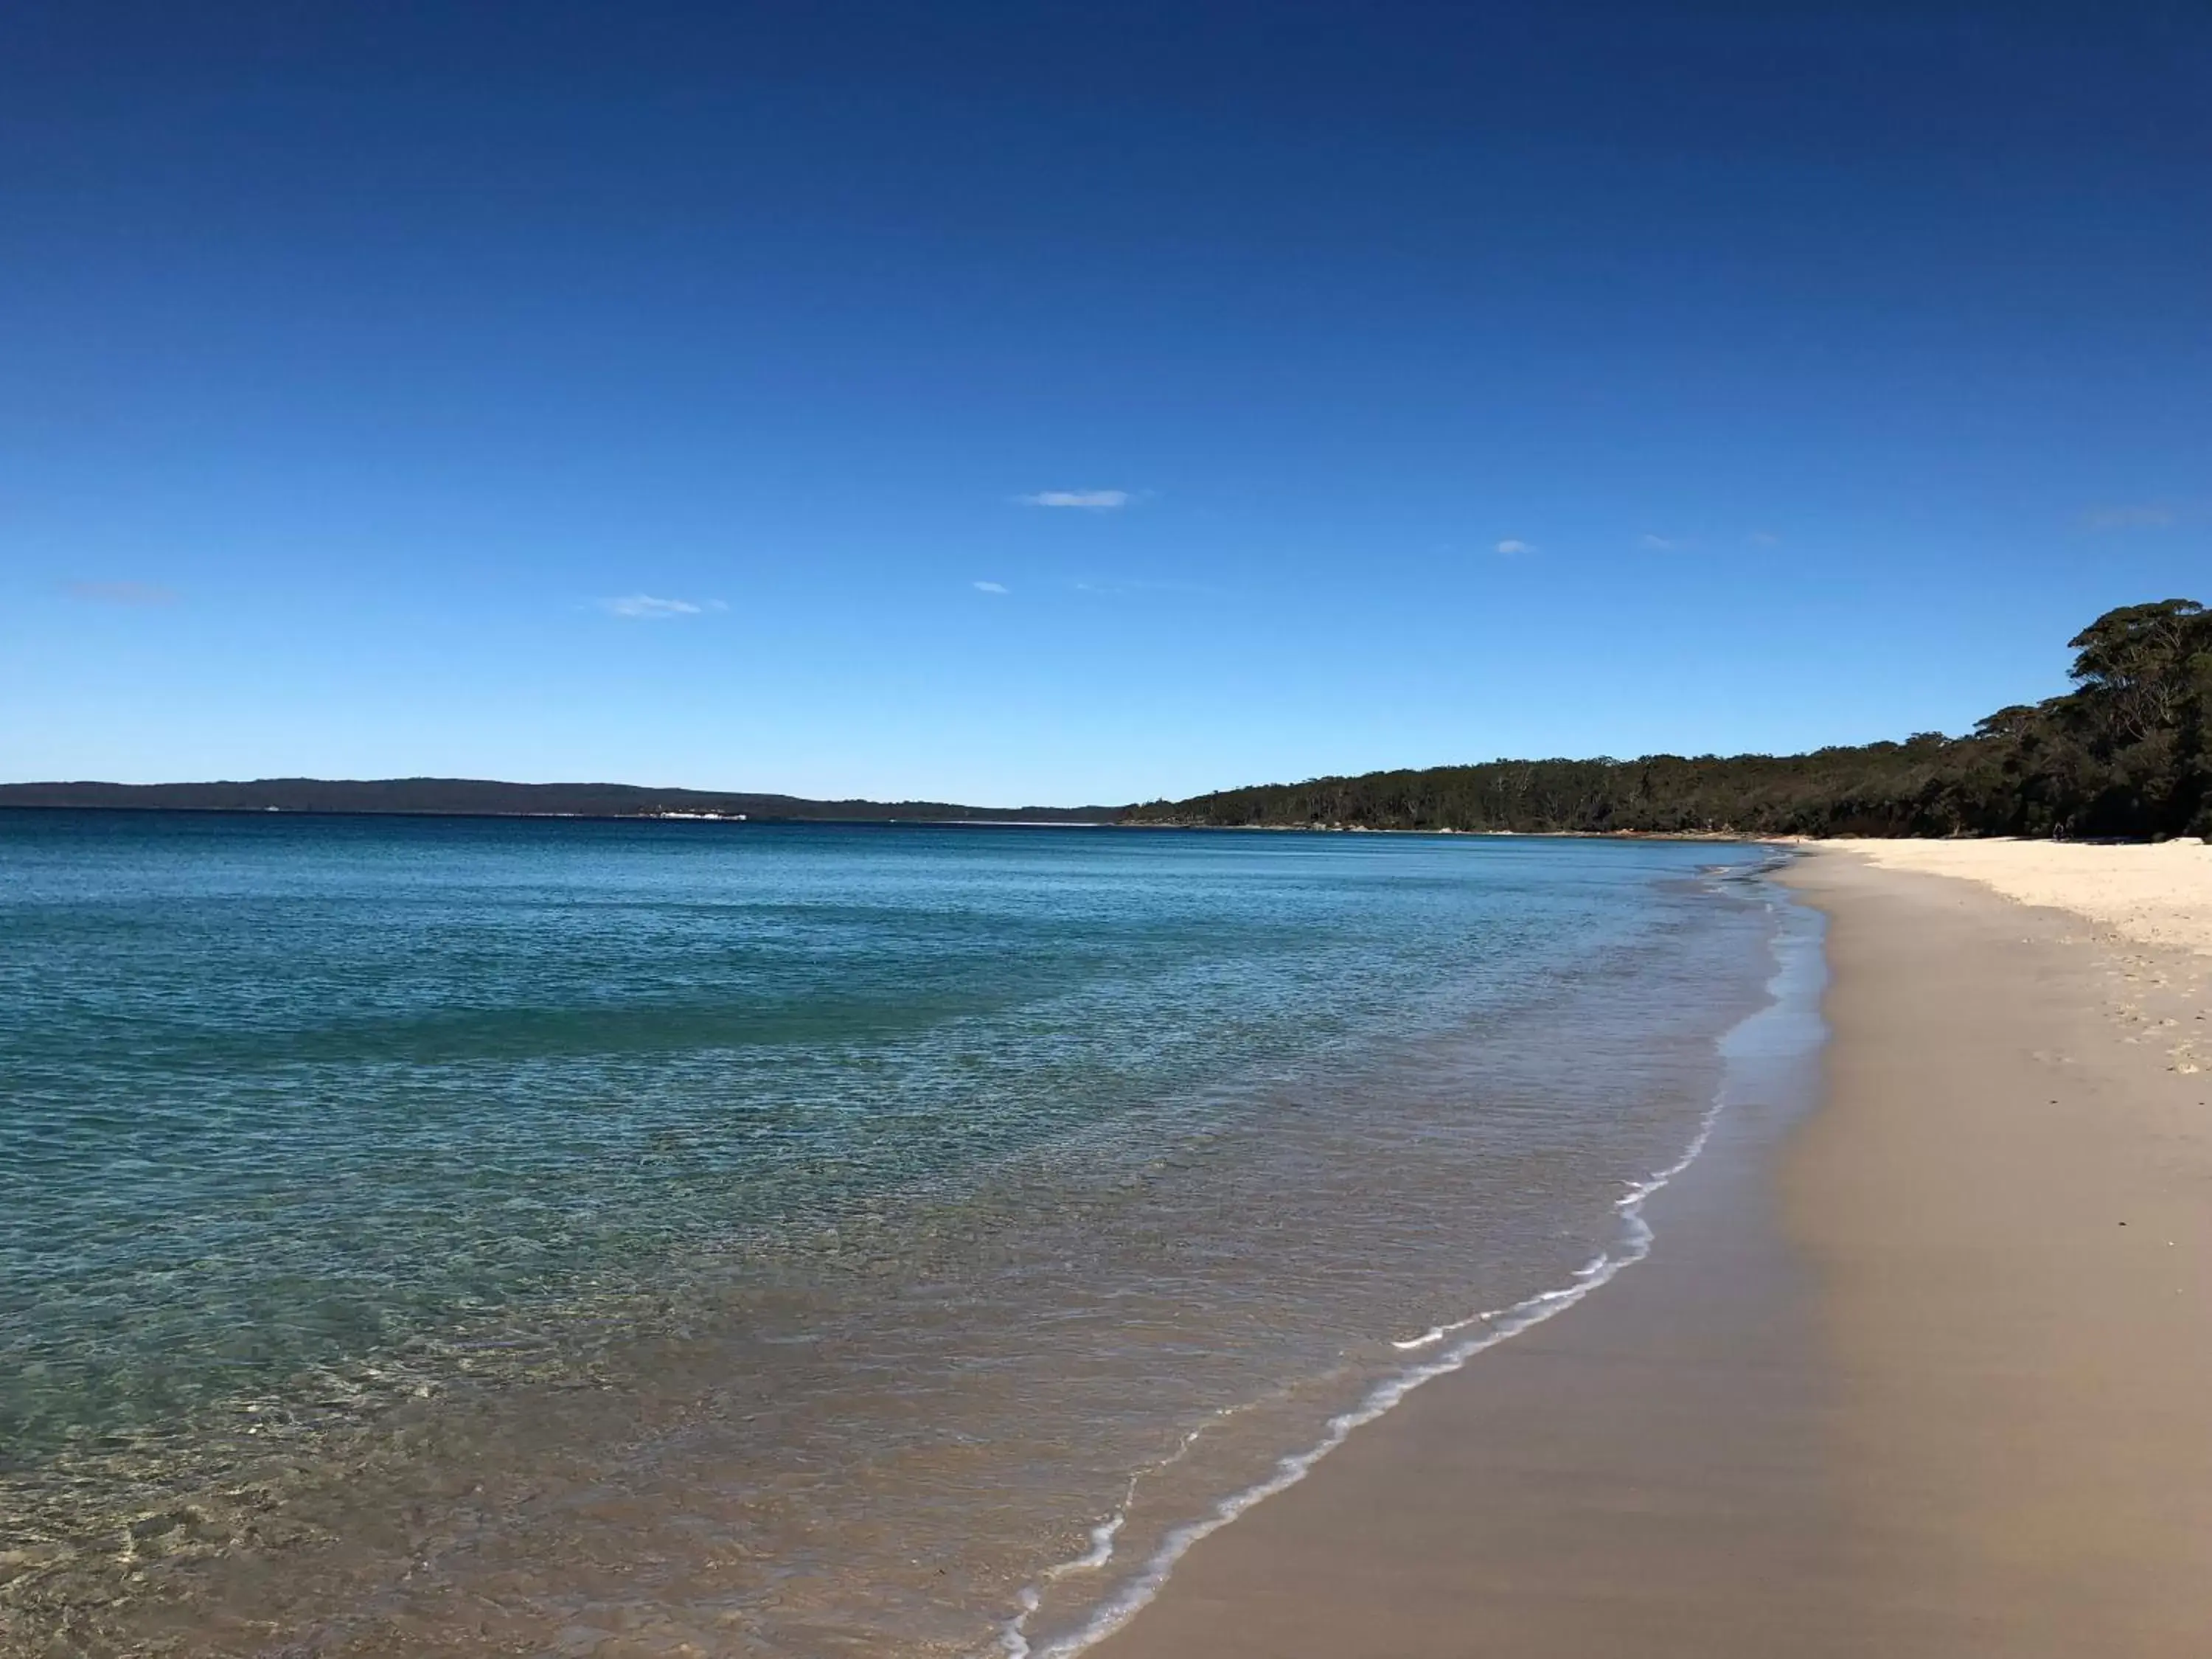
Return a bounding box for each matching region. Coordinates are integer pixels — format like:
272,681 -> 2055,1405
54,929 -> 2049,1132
0,815 -> 1782,1658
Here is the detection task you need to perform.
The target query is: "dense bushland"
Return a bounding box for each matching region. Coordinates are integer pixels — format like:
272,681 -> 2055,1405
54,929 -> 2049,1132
1124,599 -> 2212,839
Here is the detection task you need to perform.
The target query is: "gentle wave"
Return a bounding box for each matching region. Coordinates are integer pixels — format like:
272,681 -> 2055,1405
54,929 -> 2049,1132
999,876 -> 1809,1659
1001,1115 -> 1724,1659
2,815 -> 1792,1658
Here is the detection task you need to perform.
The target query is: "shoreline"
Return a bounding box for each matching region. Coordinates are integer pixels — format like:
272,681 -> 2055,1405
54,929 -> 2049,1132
1069,864 -> 1835,1657
1085,845 -> 2212,1656
1012,872 -> 1820,1656
0,830 -> 1775,1658
0,801 -> 1756,838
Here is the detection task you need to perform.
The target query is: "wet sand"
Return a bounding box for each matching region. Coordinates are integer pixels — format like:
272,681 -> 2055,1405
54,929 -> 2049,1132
1093,849 -> 2212,1658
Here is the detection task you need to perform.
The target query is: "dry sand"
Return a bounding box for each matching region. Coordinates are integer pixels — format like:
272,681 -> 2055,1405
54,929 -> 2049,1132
1826,835 -> 2212,956
1092,846 -> 2212,1658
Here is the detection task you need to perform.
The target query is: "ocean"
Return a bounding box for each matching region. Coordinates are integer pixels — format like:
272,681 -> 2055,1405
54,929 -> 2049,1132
0,810 -> 1797,1657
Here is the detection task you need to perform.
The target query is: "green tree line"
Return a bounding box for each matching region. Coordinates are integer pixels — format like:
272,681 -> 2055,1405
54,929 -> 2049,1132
1124,599 -> 2212,839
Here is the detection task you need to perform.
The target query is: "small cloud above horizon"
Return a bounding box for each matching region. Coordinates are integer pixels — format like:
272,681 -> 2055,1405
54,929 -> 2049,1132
66,580 -> 177,607
1639,532 -> 1680,551
2080,503 -> 2177,531
1072,575 -> 1222,598
1018,490 -> 1133,510
599,594 -> 726,620
973,580 -> 1010,595
1495,538 -> 1534,556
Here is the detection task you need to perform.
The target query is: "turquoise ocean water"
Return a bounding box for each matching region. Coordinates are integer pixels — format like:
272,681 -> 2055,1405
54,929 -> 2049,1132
0,812 -> 1791,1657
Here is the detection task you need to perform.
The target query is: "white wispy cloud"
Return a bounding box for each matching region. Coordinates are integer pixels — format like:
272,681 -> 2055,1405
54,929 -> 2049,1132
1495,538 -> 1534,556
1745,530 -> 1781,549
973,580 -> 1009,594
2080,503 -> 2177,531
1018,490 -> 1133,510
1639,532 -> 1679,551
1071,576 -> 1221,598
599,594 -> 726,619
66,580 -> 177,606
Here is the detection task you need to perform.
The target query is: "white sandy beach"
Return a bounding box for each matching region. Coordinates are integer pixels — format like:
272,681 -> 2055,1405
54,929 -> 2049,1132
1096,839 -> 2212,1658
1825,836 -> 2212,955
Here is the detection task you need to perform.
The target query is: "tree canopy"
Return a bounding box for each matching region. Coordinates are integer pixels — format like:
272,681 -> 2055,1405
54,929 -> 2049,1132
1124,599 -> 2212,840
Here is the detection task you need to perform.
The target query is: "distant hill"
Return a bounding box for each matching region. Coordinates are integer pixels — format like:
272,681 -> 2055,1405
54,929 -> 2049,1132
0,777 -> 1122,824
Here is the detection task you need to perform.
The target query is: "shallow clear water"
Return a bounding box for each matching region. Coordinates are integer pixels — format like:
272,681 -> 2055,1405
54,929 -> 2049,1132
0,812 -> 1786,1657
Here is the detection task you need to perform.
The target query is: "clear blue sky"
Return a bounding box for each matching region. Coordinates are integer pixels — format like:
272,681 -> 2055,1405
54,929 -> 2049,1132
3,2 -> 2205,806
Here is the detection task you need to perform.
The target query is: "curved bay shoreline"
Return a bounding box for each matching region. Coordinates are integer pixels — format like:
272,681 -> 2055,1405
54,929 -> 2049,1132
1092,842 -> 2212,1658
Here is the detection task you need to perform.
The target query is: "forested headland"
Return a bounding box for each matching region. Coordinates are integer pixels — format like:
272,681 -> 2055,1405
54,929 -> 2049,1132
1124,599 -> 2212,839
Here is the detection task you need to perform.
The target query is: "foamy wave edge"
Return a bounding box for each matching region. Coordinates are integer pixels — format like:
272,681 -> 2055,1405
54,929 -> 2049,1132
999,869 -> 1800,1659
998,1102 -> 1723,1659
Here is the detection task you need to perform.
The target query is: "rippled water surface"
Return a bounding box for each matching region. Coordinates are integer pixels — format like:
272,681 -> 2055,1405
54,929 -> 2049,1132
0,811 -> 1785,1656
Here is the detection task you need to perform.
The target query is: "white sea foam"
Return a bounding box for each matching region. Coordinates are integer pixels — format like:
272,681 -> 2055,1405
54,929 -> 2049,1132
1001,1425 -> 1209,1657
997,880 -> 1818,1659
997,1151 -> 1703,1658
